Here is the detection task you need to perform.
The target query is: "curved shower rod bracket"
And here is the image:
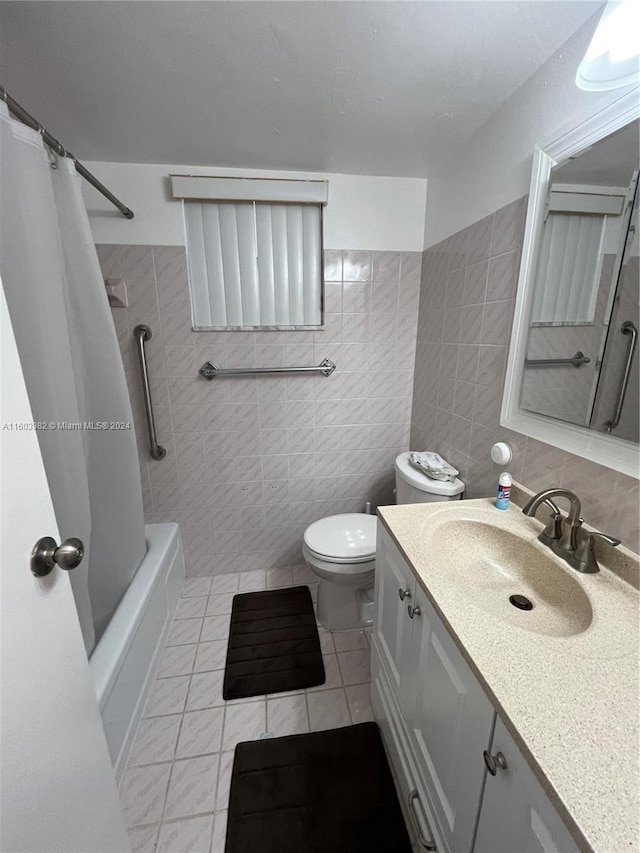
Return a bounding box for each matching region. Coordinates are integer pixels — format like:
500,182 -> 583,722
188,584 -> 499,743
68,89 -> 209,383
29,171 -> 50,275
1,84 -> 134,219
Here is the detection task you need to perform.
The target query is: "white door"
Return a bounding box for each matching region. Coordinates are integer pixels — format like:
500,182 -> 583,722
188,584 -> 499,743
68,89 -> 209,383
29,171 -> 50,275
404,583 -> 495,853
373,526 -> 416,705
0,287 -> 130,853
474,717 -> 580,853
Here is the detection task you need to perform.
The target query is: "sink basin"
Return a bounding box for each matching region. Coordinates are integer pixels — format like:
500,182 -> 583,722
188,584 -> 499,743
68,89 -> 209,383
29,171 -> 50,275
427,519 -> 593,637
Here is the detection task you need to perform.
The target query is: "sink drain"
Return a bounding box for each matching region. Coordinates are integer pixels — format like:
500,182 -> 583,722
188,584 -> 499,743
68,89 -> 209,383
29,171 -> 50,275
509,594 -> 533,611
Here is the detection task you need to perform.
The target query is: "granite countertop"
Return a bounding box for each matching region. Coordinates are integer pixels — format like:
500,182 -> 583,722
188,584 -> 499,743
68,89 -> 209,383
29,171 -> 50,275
377,489 -> 639,853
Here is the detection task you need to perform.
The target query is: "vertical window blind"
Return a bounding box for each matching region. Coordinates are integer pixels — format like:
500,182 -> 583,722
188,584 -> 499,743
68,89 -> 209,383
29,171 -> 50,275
171,176 -> 328,330
184,201 -> 322,327
530,183 -> 626,325
531,212 -> 605,324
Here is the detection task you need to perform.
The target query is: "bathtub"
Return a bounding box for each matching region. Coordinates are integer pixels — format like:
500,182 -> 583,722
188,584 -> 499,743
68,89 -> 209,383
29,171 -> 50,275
90,523 -> 184,779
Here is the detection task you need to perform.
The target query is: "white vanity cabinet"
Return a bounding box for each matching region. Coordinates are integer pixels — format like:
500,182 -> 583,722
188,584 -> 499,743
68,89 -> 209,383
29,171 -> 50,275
475,717 -> 580,853
372,525 -> 494,853
373,525 -> 417,705
404,581 -> 496,853
372,523 -> 581,853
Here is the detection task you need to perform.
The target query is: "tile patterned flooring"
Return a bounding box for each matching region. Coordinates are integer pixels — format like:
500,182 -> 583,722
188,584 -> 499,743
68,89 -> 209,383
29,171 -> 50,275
120,566 -> 376,852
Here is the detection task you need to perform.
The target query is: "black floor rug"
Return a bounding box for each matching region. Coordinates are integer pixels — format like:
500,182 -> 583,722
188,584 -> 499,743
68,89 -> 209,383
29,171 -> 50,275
225,722 -> 412,853
222,585 -> 325,700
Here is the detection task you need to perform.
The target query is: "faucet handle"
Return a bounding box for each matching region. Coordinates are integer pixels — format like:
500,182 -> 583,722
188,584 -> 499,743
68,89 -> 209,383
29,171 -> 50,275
588,532 -> 621,548
560,515 -> 585,552
524,497 -> 563,541
541,499 -> 563,541
543,511 -> 563,541
572,531 -> 621,574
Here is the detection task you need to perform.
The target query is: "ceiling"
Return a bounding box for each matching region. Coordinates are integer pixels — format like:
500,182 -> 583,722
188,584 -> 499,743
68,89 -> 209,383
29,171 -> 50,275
0,1 -> 602,177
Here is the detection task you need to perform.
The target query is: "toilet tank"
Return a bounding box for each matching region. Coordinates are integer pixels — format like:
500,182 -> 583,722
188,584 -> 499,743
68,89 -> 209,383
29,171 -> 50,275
394,452 -> 465,503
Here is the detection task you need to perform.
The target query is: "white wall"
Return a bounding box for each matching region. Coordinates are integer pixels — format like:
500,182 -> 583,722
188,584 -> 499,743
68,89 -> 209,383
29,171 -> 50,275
83,162 -> 427,251
424,14 -> 637,247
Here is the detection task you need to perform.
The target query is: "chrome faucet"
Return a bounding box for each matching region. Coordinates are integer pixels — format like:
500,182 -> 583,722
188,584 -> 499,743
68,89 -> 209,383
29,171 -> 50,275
523,488 -> 583,549
522,488 -> 620,573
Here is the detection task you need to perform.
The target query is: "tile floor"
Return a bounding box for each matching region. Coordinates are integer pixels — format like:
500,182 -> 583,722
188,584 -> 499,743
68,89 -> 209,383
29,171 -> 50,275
120,565 -> 376,853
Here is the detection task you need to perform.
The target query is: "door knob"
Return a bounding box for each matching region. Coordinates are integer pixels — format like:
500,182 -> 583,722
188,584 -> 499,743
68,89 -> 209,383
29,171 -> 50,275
398,587 -> 412,601
483,750 -> 508,776
31,536 -> 84,577
407,604 -> 422,619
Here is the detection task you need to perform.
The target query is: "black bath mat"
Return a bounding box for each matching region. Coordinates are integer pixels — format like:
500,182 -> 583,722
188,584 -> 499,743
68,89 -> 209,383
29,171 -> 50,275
222,585 -> 325,700
225,722 -> 412,853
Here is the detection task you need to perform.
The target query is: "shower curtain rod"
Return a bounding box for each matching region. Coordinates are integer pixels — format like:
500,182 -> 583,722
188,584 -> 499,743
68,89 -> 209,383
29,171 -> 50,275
0,85 -> 134,219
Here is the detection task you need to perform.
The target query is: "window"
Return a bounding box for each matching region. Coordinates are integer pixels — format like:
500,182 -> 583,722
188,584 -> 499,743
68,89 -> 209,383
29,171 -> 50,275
171,176 -> 328,330
530,182 -> 626,325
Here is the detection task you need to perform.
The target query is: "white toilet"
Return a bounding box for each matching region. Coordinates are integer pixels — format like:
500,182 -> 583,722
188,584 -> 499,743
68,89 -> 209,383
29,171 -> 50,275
302,452 -> 465,631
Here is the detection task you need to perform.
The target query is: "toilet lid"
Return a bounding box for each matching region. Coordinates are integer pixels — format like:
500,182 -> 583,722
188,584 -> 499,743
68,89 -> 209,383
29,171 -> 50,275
395,452 -> 465,496
304,513 -> 377,561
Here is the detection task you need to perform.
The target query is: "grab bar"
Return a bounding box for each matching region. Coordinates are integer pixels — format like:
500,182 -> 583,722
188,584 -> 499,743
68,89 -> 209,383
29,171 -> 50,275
604,320 -> 637,433
524,351 -> 590,368
133,325 -> 166,460
199,358 -> 336,379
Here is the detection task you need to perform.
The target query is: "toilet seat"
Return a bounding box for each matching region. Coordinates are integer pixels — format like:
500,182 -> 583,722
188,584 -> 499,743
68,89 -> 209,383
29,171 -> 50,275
302,543 -> 375,575
304,547 -> 373,566
303,513 -> 377,563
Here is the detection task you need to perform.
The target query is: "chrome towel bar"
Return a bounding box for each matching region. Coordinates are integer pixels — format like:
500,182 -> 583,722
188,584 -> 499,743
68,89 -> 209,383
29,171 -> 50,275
199,358 -> 336,379
133,325 -> 166,460
524,351 -> 590,368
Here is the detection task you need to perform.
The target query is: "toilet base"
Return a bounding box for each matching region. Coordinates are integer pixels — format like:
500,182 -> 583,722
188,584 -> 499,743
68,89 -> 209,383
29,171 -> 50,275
316,578 -> 374,631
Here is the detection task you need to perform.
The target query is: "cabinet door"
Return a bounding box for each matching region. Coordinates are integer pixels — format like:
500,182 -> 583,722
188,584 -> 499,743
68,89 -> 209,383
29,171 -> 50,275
373,526 -> 416,705
474,717 -> 580,853
371,647 -> 444,853
405,583 -> 495,853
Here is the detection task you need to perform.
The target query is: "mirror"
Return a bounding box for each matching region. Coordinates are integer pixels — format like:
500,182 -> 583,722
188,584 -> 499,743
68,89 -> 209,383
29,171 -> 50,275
520,120 -> 639,440
501,91 -> 640,478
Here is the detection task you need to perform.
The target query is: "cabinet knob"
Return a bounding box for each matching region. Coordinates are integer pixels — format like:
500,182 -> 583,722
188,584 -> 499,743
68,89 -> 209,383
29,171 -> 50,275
408,604 -> 422,619
483,750 -> 508,776
398,587 -> 412,601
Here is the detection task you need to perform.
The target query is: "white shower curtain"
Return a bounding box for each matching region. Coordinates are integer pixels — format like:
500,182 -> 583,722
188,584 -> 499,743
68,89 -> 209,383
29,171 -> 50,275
0,103 -> 146,654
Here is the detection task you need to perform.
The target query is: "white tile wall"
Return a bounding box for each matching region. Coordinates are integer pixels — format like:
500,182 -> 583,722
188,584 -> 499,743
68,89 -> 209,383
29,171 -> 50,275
99,246 -> 420,576
121,571 -> 376,853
